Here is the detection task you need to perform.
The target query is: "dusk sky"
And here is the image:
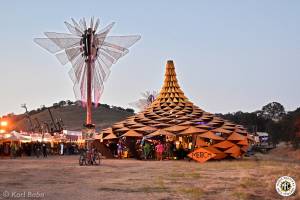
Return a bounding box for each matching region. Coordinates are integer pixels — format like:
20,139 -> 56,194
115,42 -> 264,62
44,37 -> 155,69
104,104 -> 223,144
0,0 -> 299,116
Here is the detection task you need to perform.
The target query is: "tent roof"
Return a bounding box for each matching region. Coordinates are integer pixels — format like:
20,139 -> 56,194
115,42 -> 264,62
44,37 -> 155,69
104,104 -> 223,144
224,145 -> 240,154
103,133 -> 117,140
235,129 -> 248,134
128,123 -> 145,128
195,124 -> 210,129
178,126 -> 207,135
122,130 -> 143,137
212,128 -> 233,134
227,132 -> 246,141
164,125 -> 189,132
134,126 -> 157,132
195,137 -> 208,147
3,135 -> 19,141
102,127 -> 113,134
221,126 -> 236,130
112,124 -> 124,129
205,146 -> 224,154
237,139 -> 248,146
198,131 -> 225,140
212,140 -> 235,149
115,127 -> 130,132
147,129 -> 175,137
178,121 -> 194,126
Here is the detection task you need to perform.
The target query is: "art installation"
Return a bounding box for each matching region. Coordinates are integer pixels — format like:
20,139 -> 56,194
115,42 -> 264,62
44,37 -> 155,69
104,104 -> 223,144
34,17 -> 141,126
129,91 -> 158,111
101,60 -> 251,160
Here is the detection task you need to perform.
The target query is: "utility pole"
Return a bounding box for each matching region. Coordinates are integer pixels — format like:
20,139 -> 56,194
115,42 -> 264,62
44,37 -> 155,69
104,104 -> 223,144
21,104 -> 34,132
47,107 -> 59,132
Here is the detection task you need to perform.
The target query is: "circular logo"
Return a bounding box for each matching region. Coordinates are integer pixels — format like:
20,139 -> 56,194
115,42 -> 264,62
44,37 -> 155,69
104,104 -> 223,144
276,176 -> 296,197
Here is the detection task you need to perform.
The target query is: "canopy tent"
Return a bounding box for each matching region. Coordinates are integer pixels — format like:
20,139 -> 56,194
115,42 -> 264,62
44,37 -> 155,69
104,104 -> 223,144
1,131 -> 33,143
1,134 -> 19,142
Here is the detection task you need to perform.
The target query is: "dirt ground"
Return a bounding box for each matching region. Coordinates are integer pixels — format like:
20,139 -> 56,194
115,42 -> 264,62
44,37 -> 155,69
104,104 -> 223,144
0,153 -> 299,200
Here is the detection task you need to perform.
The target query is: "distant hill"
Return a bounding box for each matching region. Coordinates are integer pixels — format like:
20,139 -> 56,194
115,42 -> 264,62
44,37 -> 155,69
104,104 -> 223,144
11,103 -> 134,132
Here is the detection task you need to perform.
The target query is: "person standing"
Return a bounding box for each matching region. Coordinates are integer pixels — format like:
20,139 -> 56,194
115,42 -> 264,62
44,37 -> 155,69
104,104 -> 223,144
117,140 -> 123,159
10,143 -> 16,159
165,142 -> 171,160
42,143 -> 47,157
155,141 -> 164,161
35,141 -> 41,158
60,143 -> 64,155
143,142 -> 151,160
169,142 -> 175,159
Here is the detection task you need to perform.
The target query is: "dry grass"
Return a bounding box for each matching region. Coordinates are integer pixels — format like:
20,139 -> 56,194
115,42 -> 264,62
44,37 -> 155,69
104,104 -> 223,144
180,187 -> 204,200
0,152 -> 299,200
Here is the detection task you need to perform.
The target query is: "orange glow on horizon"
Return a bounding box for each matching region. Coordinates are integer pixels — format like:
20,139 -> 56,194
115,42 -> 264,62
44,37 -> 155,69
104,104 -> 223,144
0,121 -> 8,127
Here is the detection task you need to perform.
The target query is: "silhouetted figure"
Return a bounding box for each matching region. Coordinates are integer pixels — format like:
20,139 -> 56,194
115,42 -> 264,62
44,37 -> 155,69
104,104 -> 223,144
42,143 -> 47,157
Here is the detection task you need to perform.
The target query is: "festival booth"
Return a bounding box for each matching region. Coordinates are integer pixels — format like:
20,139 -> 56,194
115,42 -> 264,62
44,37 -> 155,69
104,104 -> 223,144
63,130 -> 83,143
0,130 -> 87,156
120,130 -> 143,158
100,61 -> 251,162
0,131 -> 27,156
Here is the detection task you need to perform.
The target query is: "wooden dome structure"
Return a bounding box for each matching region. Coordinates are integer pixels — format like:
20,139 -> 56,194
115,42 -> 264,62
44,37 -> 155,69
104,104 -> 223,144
101,60 -> 250,159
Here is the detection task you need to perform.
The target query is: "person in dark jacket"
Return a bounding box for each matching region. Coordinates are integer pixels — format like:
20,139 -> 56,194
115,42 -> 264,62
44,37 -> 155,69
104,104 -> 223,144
42,143 -> 47,157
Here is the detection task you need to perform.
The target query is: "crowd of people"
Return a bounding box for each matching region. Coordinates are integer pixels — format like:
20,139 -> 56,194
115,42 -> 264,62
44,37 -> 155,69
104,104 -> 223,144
0,141 -> 82,158
106,137 -> 189,160
1,137 -> 191,161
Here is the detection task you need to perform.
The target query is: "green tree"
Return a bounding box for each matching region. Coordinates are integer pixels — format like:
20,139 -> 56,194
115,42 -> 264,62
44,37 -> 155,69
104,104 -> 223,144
125,108 -> 135,113
261,102 -> 285,121
66,100 -> 73,106
58,100 -> 66,107
100,104 -> 110,109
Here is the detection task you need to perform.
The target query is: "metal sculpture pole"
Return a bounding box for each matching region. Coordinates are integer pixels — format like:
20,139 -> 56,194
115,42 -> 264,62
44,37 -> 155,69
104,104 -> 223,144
86,59 -> 92,124
85,28 -> 93,125
34,17 -> 141,127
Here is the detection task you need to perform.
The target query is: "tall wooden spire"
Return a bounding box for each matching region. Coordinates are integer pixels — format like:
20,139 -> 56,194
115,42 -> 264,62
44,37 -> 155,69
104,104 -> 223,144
155,60 -> 188,103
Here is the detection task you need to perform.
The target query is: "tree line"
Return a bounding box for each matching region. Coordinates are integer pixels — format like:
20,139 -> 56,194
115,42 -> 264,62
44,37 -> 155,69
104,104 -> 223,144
217,102 -> 300,148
